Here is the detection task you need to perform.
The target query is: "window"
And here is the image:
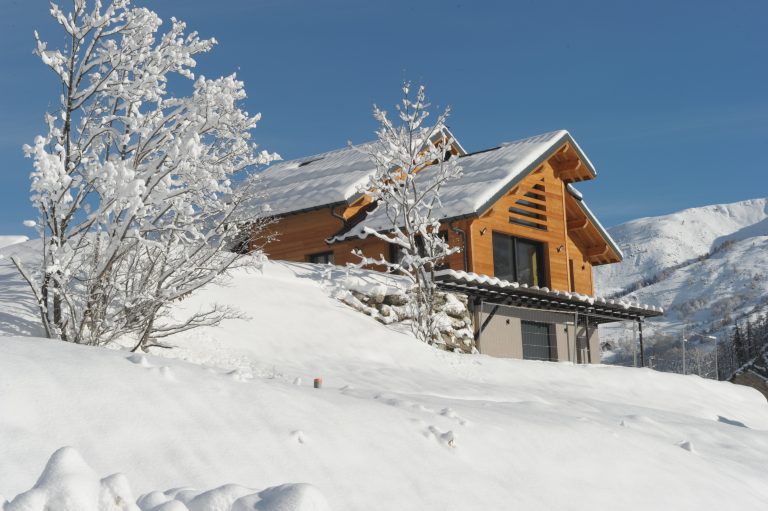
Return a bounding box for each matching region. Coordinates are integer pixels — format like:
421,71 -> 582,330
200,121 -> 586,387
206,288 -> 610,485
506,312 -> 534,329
521,321 -> 557,361
492,232 -> 546,286
308,251 -> 335,264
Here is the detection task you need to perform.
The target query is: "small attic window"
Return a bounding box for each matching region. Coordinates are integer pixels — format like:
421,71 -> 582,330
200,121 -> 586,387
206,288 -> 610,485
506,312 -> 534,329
299,157 -> 324,167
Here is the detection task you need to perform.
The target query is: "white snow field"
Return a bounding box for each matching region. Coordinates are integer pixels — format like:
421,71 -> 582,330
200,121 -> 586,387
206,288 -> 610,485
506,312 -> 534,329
2,240 -> 768,510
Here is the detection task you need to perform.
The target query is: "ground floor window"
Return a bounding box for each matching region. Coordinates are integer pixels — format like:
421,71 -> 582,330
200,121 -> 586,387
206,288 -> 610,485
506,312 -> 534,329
521,320 -> 557,361
308,251 -> 335,264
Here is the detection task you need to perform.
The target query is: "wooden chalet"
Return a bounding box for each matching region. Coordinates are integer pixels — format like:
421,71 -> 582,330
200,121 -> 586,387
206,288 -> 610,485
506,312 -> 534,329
242,130 -> 662,364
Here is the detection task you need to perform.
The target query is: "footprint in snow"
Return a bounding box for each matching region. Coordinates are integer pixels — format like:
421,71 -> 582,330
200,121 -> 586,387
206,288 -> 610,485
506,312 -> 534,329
227,369 -> 252,382
425,426 -> 456,448
439,407 -> 468,426
127,354 -> 176,382
677,440 -> 695,453
127,353 -> 152,367
290,430 -> 308,445
148,365 -> 176,382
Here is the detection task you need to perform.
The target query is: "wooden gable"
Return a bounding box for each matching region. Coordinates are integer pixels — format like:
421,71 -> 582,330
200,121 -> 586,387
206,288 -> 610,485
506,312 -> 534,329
465,142 -> 619,294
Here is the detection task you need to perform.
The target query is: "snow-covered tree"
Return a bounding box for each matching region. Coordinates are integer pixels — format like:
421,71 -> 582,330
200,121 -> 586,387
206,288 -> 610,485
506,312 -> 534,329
353,84 -> 461,345
15,0 -> 277,349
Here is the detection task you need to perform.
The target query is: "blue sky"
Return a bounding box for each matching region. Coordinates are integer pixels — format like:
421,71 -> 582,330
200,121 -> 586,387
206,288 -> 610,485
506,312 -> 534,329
1,0 -> 766,234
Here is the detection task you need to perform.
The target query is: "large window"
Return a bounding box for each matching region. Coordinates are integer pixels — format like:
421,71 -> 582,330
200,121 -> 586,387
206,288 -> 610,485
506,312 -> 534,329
521,321 -> 557,361
492,232 -> 546,287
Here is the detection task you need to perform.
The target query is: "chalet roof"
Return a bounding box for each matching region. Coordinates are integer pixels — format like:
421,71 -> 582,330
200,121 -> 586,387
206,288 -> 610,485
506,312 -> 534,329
329,130 -> 604,241
240,141 -> 377,217
240,128 -> 464,218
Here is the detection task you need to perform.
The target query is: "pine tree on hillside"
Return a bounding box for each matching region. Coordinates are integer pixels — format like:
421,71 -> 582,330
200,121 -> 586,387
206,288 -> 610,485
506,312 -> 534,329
733,324 -> 747,367
745,320 -> 756,359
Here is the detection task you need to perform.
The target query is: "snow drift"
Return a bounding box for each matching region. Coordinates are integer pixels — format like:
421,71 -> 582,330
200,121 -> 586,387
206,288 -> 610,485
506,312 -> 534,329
3,446 -> 328,511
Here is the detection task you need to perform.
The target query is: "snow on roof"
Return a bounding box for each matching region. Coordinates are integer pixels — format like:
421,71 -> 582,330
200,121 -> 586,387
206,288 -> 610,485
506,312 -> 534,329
241,128 -> 463,218
434,269 -> 664,315
241,141 -> 378,217
331,130 -> 592,241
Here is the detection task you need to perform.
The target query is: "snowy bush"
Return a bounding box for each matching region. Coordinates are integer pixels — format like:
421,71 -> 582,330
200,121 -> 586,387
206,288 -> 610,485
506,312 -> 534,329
2,447 -> 329,511
15,0 -> 277,349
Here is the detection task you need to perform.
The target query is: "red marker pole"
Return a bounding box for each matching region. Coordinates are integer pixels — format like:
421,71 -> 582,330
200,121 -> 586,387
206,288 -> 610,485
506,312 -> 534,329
313,377 -> 322,389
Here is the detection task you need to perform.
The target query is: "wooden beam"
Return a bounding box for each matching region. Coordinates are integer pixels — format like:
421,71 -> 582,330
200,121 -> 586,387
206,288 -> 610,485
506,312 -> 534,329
509,194 -> 547,207
567,218 -> 589,231
585,244 -> 609,258
509,212 -> 548,227
509,202 -> 547,216
555,159 -> 582,173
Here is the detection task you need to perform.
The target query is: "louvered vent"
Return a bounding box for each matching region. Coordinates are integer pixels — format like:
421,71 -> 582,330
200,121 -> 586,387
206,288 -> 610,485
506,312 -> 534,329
508,176 -> 548,231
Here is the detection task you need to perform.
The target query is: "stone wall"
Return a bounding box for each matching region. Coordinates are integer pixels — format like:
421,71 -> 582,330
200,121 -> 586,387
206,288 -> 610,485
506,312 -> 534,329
337,286 -> 476,353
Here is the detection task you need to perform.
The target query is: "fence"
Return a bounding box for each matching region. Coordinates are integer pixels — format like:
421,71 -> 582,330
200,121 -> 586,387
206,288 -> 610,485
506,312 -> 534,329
601,322 -> 733,380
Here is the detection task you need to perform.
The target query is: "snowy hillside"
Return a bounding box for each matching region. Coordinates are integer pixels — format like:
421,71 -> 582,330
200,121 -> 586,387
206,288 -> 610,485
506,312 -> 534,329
0,235 -> 28,250
595,198 -> 768,341
2,240 -> 768,510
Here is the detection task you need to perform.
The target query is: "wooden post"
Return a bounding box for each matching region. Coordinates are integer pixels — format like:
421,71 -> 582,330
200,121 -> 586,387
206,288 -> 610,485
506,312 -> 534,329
638,319 -> 645,368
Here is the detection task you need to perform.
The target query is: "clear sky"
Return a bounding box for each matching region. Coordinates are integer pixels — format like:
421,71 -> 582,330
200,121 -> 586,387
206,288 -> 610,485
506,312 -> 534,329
1,0 -> 766,234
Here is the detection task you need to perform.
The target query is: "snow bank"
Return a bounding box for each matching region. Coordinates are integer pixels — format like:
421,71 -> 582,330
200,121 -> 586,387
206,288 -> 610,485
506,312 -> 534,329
2,447 -> 328,511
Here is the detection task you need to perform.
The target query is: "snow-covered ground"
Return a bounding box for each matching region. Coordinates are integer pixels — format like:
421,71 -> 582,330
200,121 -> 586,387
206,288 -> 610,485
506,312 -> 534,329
2,240 -> 768,510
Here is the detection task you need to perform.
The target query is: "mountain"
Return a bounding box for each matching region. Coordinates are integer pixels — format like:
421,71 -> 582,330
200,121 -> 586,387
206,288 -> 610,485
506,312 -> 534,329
595,198 -> 768,355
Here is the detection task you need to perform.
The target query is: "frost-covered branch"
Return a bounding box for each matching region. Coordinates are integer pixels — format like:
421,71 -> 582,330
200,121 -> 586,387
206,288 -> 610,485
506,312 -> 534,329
22,0 -> 278,347
352,83 -> 461,345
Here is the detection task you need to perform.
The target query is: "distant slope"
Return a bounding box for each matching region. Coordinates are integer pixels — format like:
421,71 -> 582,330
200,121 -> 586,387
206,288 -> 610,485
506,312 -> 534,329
596,198 -> 768,297
0,236 -> 28,250
595,198 -> 768,342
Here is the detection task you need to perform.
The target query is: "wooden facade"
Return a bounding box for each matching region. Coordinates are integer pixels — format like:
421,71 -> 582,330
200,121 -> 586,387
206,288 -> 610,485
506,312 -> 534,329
251,141 -> 620,296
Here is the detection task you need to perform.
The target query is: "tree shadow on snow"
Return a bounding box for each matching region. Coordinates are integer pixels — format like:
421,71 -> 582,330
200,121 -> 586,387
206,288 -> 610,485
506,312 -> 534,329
0,265 -> 46,338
